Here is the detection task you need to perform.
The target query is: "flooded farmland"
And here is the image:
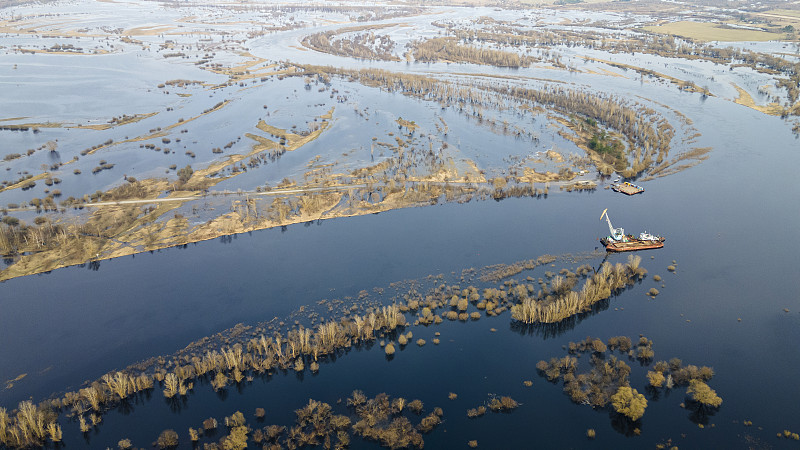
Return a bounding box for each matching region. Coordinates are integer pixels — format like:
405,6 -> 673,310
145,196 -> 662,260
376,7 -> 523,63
1,0 -> 799,448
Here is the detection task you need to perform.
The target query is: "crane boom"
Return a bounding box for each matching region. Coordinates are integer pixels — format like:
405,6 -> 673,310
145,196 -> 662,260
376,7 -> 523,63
600,209 -> 625,241
600,209 -> 611,232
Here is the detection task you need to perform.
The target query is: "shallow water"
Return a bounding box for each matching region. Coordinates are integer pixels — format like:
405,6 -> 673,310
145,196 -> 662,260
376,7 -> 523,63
1,1 -> 800,448
3,121 -> 799,445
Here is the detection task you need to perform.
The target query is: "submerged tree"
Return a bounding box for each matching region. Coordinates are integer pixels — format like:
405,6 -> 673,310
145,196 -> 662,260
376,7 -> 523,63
611,386 -> 647,421
177,165 -> 193,183
686,380 -> 722,408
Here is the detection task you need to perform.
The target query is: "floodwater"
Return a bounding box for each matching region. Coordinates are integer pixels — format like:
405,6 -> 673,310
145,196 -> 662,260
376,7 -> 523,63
1,1 -> 799,448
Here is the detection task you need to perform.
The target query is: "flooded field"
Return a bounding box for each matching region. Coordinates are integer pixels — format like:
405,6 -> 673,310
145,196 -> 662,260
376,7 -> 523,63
1,0 -> 799,448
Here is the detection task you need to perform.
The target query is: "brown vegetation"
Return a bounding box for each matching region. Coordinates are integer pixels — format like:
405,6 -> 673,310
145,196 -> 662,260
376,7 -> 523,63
298,64 -> 677,178
487,396 -> 519,412
349,392 -> 442,449
686,380 -> 722,408
466,406 -> 487,418
0,401 -> 61,448
412,37 -> 531,68
0,249 -> 674,446
537,334 -> 721,426
1,47 -> 693,284
302,24 -> 401,61
4,305 -> 408,445
156,429 -> 179,449
510,257 -> 645,324
436,17 -> 799,114
611,386 -> 647,421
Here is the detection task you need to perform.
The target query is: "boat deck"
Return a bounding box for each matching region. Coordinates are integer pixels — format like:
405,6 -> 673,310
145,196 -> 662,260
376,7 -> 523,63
612,182 -> 644,195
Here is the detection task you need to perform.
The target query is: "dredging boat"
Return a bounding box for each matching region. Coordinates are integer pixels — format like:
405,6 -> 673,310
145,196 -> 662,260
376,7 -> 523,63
599,209 -> 664,252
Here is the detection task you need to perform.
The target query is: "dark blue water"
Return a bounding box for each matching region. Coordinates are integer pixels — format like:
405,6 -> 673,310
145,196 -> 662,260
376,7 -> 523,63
3,123 -> 800,445
1,193 -> 582,404
2,47 -> 800,450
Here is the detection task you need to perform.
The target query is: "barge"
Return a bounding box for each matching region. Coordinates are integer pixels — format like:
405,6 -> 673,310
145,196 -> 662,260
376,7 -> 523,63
611,181 -> 644,195
599,209 -> 664,252
601,234 -> 665,252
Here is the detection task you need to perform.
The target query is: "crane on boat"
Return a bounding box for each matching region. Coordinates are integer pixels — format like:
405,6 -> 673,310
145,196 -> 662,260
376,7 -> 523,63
600,208 -> 625,241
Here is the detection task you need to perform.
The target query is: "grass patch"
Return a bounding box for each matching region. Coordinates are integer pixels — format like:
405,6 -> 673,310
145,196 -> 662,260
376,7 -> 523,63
730,83 -> 785,115
74,112 -> 158,130
250,107 -> 335,154
642,21 -> 780,42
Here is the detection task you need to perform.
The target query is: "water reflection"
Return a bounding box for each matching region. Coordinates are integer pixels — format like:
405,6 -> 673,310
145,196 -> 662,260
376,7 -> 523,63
116,398 -> 135,416
685,400 -> 719,426
609,411 -> 640,437
215,387 -> 228,402
165,395 -> 189,414
509,297 -> 612,339
644,385 -> 661,402
76,260 -> 101,271
114,389 -> 153,417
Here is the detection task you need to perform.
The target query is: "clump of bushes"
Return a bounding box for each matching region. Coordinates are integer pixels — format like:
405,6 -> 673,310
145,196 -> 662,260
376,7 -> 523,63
511,258 -> 644,324
686,379 -> 722,408
779,430 -> 800,440
348,392 -> 441,448
537,336 -> 721,425
91,162 -> 115,174
156,429 -> 178,449
177,165 -> 193,183
611,386 -> 647,421
466,406 -> 487,418
487,396 -> 518,412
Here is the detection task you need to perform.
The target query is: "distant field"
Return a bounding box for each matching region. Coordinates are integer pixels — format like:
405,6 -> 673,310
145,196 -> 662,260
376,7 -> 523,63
763,9 -> 800,20
517,0 -> 615,5
447,0 -> 617,5
753,9 -> 800,31
643,21 -> 781,42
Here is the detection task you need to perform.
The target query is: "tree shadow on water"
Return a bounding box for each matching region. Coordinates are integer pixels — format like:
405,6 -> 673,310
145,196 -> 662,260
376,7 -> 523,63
644,385 -> 662,402
509,297 -> 612,340
609,411 -> 642,437
215,388 -> 229,402
684,399 -> 719,426
165,395 -> 188,413
116,398 -> 135,416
